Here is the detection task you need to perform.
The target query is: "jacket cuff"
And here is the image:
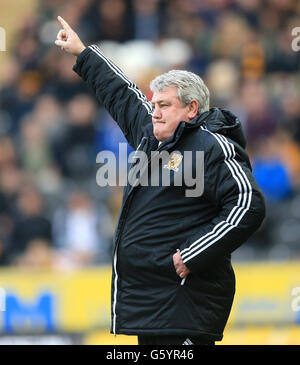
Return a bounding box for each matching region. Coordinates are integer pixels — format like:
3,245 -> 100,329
72,46 -> 92,74
179,243 -> 197,273
182,255 -> 199,273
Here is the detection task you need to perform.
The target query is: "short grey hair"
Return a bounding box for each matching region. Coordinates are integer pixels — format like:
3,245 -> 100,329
150,70 -> 210,114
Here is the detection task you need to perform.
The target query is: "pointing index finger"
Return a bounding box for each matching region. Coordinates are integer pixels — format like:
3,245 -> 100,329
57,16 -> 72,31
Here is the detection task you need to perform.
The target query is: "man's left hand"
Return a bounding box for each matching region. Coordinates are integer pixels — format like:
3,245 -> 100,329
173,250 -> 190,279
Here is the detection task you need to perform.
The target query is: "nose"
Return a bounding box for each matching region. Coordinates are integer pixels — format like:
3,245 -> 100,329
152,106 -> 161,120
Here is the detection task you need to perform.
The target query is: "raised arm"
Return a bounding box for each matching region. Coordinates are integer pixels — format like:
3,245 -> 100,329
54,16 -> 153,149
55,16 -> 86,56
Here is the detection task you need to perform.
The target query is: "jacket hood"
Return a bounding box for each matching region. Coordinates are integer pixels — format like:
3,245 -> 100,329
188,107 -> 247,149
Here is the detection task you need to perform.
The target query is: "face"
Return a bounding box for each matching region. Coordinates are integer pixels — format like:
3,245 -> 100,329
151,86 -> 193,142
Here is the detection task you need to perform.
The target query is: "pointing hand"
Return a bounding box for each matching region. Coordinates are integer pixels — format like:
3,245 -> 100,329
55,16 -> 86,56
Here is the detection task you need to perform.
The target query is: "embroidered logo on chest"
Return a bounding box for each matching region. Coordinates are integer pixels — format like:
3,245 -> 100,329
163,152 -> 183,172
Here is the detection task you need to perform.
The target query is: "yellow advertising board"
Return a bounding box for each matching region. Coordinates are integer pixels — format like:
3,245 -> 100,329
0,262 -> 299,336
229,261 -> 300,326
0,266 -> 112,333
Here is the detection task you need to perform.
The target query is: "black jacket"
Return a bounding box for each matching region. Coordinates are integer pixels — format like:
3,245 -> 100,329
73,45 -> 266,341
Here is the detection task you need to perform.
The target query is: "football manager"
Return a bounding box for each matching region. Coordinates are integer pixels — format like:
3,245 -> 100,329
55,16 -> 266,345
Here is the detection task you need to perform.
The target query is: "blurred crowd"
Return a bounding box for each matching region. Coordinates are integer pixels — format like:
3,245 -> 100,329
0,0 -> 299,268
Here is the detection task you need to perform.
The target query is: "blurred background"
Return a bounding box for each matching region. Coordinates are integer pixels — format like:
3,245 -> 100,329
0,0 -> 299,345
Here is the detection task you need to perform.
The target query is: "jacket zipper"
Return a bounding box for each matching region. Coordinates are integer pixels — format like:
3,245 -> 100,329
112,132 -> 186,332
112,199 -> 132,335
112,243 -> 118,335
112,137 -> 147,335
113,134 -> 185,329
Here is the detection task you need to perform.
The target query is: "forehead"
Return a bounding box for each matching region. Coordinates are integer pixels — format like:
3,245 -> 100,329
151,86 -> 179,103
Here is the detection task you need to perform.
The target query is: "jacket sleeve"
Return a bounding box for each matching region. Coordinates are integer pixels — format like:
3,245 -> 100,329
73,44 -> 153,149
179,130 -> 266,273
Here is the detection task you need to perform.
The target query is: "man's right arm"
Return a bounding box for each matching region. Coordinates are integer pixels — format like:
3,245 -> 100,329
55,16 -> 153,149
73,45 -> 153,149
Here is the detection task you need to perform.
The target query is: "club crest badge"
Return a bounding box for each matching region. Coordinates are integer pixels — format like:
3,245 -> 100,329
163,152 -> 183,172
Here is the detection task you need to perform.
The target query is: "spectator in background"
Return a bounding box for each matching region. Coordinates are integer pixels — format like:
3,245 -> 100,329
0,70 -> 43,134
0,137 -> 20,264
205,59 -> 239,107
14,238 -> 54,268
81,0 -> 133,43
240,80 -> 277,152
0,136 -> 18,168
17,94 -> 64,186
0,166 -> 23,265
211,12 -> 252,59
19,114 -> 51,175
43,53 -> 89,101
12,20 -> 40,71
0,58 -> 22,135
263,14 -> 300,73
252,143 -> 293,203
95,109 -> 134,169
277,76 -> 300,145
164,0 -> 207,43
6,184 -> 53,266
132,0 -> 162,40
52,189 -> 113,269
51,94 -> 98,180
252,129 -> 300,201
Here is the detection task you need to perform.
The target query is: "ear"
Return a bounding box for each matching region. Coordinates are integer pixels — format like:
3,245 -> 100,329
187,100 -> 199,120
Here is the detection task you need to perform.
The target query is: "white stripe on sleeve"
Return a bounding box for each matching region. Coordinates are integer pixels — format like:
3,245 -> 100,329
89,45 -> 153,115
181,126 -> 252,263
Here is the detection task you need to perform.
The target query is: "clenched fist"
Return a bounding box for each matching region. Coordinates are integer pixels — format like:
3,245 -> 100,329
55,16 -> 86,56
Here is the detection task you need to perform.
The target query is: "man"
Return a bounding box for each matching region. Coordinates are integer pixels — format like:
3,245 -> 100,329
55,16 -> 266,345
